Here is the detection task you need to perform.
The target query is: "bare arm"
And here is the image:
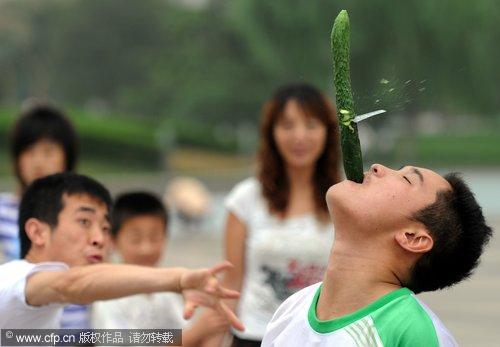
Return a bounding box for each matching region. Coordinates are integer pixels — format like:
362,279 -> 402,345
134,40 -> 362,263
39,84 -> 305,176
199,212 -> 247,346
26,263 -> 184,306
25,262 -> 244,331
221,212 -> 247,296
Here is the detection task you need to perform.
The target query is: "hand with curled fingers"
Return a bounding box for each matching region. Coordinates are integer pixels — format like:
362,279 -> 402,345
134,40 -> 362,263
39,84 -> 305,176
179,261 -> 244,332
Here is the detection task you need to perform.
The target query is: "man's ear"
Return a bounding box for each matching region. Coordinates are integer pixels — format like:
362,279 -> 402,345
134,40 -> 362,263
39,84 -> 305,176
24,218 -> 51,248
394,226 -> 433,254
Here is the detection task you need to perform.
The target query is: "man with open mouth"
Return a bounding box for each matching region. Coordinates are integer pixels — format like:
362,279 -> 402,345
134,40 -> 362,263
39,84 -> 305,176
0,172 -> 244,334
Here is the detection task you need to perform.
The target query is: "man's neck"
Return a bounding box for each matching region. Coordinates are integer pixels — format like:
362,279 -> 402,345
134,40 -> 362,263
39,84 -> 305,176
316,240 -> 402,321
25,252 -> 47,264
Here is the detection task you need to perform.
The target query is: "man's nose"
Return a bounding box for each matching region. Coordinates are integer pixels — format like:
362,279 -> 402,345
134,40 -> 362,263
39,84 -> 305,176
89,227 -> 106,248
370,163 -> 389,177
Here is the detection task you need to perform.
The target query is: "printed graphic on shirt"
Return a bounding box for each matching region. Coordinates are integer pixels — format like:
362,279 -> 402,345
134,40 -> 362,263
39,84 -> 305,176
261,260 -> 326,301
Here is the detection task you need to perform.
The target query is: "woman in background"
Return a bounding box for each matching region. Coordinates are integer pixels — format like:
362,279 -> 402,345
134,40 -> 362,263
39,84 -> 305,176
201,83 -> 342,346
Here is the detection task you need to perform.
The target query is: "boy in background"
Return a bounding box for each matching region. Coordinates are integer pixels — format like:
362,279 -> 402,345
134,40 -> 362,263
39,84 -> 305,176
93,192 -> 228,345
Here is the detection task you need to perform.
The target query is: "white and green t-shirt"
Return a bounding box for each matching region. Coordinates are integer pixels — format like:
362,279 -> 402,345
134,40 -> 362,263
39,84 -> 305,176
262,283 -> 457,347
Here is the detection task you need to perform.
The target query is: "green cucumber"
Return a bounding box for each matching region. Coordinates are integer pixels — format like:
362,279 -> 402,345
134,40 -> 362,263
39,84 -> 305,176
331,10 -> 364,183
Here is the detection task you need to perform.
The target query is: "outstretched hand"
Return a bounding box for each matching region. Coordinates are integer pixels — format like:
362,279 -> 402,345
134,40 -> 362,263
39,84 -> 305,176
179,261 -> 244,331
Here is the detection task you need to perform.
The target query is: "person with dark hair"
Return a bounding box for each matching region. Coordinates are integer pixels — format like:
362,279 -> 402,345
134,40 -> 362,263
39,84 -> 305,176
262,164 -> 492,346
0,103 -> 91,329
0,103 -> 78,263
0,173 -> 244,331
92,192 -> 228,345
11,103 -> 78,189
201,83 -> 342,346
111,192 -> 169,242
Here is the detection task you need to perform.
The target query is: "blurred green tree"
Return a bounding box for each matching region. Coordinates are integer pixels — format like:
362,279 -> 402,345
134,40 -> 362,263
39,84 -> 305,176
0,0 -> 499,128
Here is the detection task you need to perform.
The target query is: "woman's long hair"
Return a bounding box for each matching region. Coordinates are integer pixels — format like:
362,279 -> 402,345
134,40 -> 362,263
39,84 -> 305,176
257,83 -> 341,220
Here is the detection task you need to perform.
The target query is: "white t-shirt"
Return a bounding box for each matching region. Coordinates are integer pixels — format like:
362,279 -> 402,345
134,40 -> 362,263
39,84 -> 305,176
0,260 -> 69,328
225,178 -> 333,340
262,283 -> 458,347
92,292 -> 186,329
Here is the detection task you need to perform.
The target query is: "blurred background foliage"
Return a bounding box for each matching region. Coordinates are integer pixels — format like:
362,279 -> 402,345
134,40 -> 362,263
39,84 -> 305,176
1,0 -> 500,174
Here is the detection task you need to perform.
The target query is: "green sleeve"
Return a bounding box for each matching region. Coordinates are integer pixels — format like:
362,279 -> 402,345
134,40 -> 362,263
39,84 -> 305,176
371,295 -> 440,347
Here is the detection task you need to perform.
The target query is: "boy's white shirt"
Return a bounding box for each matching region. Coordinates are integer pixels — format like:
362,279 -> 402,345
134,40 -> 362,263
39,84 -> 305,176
0,260 -> 69,328
92,251 -> 188,329
92,292 -> 187,329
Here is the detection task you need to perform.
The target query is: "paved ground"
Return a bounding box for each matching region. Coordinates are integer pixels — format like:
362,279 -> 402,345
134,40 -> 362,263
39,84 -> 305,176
164,217 -> 500,347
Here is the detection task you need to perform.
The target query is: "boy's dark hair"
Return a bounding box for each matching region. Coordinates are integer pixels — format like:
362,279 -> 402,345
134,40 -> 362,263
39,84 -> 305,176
10,103 -> 78,187
19,172 -> 112,258
112,192 -> 168,237
407,173 -> 493,293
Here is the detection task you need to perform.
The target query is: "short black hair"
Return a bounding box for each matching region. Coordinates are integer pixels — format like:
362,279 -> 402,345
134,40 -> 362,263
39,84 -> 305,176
19,172 -> 112,258
10,103 -> 78,187
407,173 -> 493,293
112,191 -> 168,238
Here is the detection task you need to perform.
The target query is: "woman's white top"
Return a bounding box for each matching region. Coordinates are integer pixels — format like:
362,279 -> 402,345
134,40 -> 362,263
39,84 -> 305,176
225,178 -> 333,340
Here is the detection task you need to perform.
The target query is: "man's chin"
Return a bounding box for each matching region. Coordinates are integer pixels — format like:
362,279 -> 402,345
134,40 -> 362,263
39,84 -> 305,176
328,178 -> 361,192
327,179 -> 363,206
326,183 -> 344,208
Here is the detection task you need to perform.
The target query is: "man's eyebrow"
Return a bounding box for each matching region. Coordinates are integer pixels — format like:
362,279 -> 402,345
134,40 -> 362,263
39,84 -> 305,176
412,167 -> 424,183
76,206 -> 111,222
398,165 -> 406,170
76,206 -> 96,214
